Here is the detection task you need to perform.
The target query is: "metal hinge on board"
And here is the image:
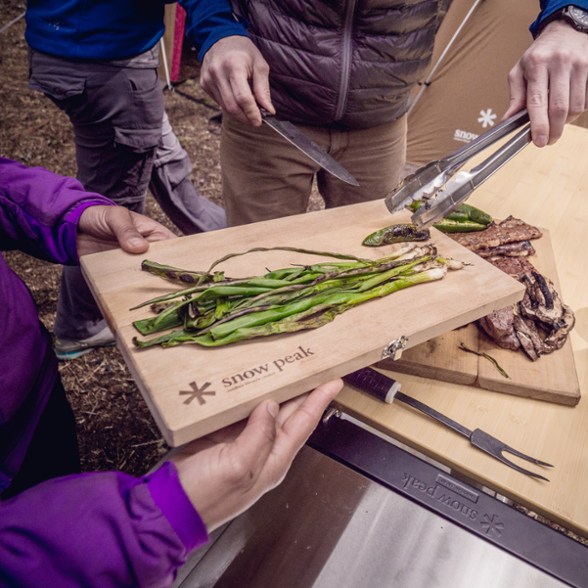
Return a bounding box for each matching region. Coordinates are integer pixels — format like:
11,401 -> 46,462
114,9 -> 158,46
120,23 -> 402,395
381,335 -> 408,361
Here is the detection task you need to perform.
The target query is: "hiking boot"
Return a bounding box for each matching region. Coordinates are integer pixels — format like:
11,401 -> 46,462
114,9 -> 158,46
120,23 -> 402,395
54,326 -> 116,361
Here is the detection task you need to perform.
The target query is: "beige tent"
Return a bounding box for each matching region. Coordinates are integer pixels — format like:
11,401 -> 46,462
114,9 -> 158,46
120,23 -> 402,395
407,0 -> 588,166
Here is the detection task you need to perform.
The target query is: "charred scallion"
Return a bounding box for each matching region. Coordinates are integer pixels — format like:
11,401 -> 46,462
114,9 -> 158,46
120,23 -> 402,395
131,246 -> 461,349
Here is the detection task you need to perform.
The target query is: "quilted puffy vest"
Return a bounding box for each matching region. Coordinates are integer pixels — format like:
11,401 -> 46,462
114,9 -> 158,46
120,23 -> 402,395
234,0 -> 449,129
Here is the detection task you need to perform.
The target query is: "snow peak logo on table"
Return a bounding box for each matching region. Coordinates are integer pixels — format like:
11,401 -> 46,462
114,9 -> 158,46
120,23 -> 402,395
402,472 -> 480,522
222,345 -> 316,389
401,471 -> 506,538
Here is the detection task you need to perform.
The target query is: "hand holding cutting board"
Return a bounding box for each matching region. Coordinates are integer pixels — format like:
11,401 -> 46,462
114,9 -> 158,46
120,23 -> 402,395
170,379 -> 343,531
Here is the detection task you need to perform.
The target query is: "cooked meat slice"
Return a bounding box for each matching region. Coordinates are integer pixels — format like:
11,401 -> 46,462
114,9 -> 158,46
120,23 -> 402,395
519,272 -> 572,329
450,228 -> 500,250
450,216 -> 542,251
498,216 -> 543,239
543,305 -> 576,352
450,213 -> 575,360
476,263 -> 575,361
512,315 -> 542,361
486,256 -> 536,280
508,274 -> 577,361
478,240 -> 535,258
477,307 -> 520,350
512,220 -> 540,244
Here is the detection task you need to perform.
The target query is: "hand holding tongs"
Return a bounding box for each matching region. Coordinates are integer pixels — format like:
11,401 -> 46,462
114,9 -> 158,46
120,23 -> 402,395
343,367 -> 554,481
385,109 -> 532,228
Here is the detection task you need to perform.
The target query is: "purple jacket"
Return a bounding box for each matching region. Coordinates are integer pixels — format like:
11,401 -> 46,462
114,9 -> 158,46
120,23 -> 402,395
0,158 -> 208,587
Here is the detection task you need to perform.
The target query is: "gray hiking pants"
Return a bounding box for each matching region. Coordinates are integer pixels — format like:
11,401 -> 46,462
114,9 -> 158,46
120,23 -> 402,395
29,48 -> 226,341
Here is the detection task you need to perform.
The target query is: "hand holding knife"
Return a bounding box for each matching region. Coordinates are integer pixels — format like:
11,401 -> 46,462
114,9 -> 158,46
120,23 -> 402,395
342,367 -> 553,481
260,108 -> 360,187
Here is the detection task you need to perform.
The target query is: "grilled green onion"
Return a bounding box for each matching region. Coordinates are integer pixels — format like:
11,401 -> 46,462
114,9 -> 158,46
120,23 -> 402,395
131,246 -> 459,349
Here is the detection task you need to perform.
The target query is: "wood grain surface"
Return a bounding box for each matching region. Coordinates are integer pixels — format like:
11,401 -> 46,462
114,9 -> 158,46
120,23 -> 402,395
81,205 -> 522,446
378,230 -> 580,405
334,124 -> 588,538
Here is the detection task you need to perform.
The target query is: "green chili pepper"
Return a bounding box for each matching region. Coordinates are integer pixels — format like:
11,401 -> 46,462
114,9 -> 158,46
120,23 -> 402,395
409,200 -> 493,230
432,219 -> 488,233
455,203 -> 493,226
362,223 -> 430,247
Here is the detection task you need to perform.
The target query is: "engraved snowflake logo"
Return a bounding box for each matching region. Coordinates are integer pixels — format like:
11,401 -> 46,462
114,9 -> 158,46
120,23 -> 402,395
477,108 -> 497,129
480,513 -> 504,537
179,381 -> 216,405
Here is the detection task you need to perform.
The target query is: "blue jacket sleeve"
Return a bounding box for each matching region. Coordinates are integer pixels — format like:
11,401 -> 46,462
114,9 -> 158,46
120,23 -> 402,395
179,0 -> 249,62
0,462 -> 209,587
0,157 -> 114,263
531,1 -> 588,36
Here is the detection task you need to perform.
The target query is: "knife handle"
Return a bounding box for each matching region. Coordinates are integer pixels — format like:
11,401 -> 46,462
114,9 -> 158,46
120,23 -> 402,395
342,367 -> 400,404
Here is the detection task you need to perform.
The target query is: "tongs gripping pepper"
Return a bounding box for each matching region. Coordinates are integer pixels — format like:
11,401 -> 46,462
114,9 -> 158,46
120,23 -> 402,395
385,109 -> 531,228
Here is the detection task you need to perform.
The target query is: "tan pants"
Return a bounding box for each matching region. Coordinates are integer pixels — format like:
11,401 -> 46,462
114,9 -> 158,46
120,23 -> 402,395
221,114 -> 407,226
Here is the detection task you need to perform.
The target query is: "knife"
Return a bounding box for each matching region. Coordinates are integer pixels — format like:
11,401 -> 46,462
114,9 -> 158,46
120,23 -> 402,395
260,108 -> 360,186
342,367 -> 553,481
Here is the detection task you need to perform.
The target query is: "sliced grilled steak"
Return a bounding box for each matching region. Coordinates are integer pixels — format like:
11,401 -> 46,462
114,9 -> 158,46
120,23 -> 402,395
485,256 -> 535,280
518,271 -> 576,343
512,315 -> 542,361
477,268 -> 576,361
478,308 -> 520,350
451,216 -> 542,251
478,240 -> 535,258
459,216 -> 574,361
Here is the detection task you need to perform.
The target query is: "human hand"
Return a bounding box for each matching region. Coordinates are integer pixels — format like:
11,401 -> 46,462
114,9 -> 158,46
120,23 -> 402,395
76,205 -> 176,257
172,379 -> 343,532
505,20 -> 588,147
200,35 -> 274,126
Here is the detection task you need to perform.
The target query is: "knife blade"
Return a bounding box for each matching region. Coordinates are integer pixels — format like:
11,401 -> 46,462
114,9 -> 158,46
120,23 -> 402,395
260,109 -> 360,186
342,367 -> 553,480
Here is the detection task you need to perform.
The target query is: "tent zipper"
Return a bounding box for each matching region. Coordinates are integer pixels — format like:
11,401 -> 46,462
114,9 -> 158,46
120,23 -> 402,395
334,0 -> 357,121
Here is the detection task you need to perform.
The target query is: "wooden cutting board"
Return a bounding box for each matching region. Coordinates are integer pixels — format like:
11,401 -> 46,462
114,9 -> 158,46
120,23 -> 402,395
377,229 -> 581,405
81,199 -> 523,446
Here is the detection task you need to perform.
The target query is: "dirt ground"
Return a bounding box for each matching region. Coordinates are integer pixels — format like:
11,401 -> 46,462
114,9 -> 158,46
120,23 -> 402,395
0,1 -> 225,474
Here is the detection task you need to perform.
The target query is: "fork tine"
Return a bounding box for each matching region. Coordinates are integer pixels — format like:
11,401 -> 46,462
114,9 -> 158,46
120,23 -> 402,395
470,429 -> 552,481
501,444 -> 554,468
487,450 -> 551,482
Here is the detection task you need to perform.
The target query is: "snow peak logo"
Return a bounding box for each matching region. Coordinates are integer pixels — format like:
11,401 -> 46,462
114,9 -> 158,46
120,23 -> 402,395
453,107 -> 497,143
477,108 -> 497,128
401,472 -> 480,522
400,473 -> 505,537
179,381 -> 216,405
222,346 -> 316,389
453,128 -> 479,144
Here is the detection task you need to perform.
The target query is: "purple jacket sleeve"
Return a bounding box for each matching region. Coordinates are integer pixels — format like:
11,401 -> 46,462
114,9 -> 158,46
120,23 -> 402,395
0,157 -> 113,264
0,158 -> 210,584
0,462 -> 209,587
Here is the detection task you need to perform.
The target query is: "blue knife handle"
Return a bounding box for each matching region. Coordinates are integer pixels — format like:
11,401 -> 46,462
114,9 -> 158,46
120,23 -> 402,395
342,367 -> 400,404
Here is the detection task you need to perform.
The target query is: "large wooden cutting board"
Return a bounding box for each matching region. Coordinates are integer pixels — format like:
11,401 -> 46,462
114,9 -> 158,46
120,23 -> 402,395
377,229 -> 581,405
81,199 -> 523,446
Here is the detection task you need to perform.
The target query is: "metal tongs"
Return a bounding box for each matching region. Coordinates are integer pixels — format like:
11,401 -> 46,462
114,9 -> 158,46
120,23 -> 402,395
385,109 -> 532,228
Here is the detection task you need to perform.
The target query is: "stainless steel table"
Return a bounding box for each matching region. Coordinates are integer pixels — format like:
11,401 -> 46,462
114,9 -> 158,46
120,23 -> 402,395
173,431 -> 585,587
